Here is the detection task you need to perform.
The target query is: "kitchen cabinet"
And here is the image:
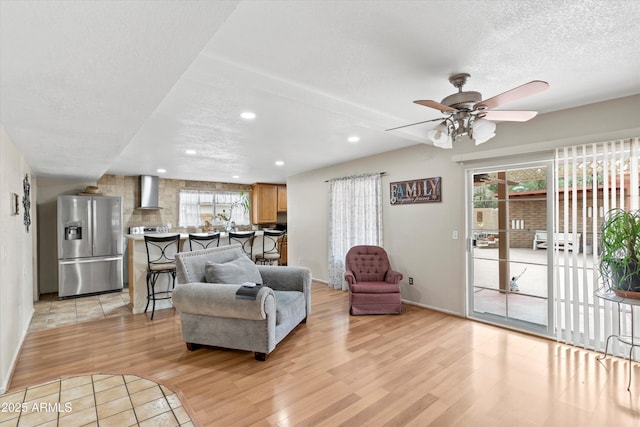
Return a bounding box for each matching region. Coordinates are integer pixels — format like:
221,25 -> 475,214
277,185 -> 287,212
251,183 -> 278,224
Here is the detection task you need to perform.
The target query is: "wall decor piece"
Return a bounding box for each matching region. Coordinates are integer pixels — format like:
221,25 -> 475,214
390,177 -> 441,204
11,192 -> 20,215
23,174 -> 31,232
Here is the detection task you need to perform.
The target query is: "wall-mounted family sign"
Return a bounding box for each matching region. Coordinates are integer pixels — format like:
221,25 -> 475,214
390,177 -> 441,205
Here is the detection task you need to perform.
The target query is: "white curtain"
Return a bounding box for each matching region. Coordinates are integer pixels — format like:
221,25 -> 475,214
215,192 -> 249,225
328,173 -> 383,290
179,190 -> 201,227
555,138 -> 640,360
179,190 -> 250,227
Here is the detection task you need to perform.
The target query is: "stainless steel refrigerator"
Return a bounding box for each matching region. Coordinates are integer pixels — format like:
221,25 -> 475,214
57,195 -> 123,298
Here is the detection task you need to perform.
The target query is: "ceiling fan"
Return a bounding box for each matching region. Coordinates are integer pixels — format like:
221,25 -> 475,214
387,73 -> 549,149
473,173 -> 518,186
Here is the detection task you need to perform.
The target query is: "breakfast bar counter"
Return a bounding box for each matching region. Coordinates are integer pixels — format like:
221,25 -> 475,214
126,231 -> 267,314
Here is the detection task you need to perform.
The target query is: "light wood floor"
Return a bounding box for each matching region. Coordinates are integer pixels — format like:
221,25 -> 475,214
10,282 -> 640,426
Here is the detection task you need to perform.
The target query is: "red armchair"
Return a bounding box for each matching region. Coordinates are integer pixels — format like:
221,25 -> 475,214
344,245 -> 403,315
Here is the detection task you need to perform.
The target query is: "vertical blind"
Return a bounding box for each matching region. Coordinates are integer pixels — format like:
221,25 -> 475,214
555,137 -> 640,360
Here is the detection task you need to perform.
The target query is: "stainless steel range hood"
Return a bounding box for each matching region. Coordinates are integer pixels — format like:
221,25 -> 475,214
138,175 -> 162,209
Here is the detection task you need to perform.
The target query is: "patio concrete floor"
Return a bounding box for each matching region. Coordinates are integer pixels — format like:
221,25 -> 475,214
471,247 -> 597,327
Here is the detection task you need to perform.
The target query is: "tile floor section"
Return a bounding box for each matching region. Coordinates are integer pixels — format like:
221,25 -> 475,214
29,291 -> 131,331
0,374 -> 194,426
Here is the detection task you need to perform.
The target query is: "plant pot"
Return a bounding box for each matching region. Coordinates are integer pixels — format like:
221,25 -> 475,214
613,289 -> 640,299
610,259 -> 640,292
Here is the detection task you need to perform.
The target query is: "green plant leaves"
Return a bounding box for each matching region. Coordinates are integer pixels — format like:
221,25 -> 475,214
599,208 -> 640,292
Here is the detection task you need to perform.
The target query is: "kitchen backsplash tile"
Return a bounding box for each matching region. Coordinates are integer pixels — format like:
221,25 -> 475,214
97,174 -> 251,232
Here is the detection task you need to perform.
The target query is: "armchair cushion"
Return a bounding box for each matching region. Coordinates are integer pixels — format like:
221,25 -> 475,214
274,290 -> 305,325
204,256 -> 262,285
350,255 -> 389,282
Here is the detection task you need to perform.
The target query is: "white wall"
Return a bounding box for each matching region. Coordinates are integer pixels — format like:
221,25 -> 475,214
288,143 -> 466,315
288,95 -> 640,317
0,126 -> 36,393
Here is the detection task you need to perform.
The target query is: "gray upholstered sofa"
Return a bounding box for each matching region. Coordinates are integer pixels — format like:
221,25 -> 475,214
172,245 -> 311,360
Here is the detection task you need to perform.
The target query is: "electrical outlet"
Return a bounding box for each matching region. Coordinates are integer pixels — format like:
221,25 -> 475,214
409,277 -> 414,285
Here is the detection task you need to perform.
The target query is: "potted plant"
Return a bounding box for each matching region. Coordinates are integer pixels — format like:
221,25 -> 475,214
235,191 -> 250,217
599,208 -> 640,298
217,192 -> 250,231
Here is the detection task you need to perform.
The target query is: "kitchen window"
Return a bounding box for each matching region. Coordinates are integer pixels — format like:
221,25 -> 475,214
178,190 -> 250,228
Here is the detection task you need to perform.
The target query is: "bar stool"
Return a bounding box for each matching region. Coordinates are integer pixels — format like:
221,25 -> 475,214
228,231 -> 255,258
255,230 -> 286,265
188,232 -> 221,251
144,234 -> 180,320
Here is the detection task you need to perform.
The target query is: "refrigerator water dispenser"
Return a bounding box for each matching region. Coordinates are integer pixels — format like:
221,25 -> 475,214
64,224 -> 82,240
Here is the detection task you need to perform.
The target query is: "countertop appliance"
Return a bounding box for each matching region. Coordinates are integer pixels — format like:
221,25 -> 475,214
128,225 -> 169,235
57,195 -> 123,298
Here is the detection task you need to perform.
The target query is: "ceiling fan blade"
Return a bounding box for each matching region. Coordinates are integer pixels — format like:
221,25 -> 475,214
483,110 -> 538,122
475,80 -> 549,111
474,174 -> 518,186
413,100 -> 458,113
385,117 -> 444,132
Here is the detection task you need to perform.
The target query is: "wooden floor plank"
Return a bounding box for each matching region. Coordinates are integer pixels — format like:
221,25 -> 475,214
8,282 -> 640,426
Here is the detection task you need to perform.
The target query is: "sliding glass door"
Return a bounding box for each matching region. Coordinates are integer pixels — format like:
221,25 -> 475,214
468,162 -> 554,335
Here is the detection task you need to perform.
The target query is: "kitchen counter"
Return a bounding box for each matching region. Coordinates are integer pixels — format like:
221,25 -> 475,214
126,231 -> 268,314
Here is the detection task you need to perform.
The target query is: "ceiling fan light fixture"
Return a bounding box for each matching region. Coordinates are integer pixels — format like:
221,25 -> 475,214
471,118 -> 496,145
427,123 -> 453,149
433,135 -> 453,149
474,132 -> 495,145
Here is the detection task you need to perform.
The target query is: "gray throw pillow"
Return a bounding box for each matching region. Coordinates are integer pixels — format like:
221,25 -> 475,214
205,256 -> 262,285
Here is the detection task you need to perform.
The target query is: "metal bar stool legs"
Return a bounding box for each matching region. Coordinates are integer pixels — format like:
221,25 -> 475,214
145,268 -> 176,320
144,234 -> 180,320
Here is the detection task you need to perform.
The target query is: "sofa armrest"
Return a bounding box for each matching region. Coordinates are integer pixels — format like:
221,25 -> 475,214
385,270 -> 403,284
172,282 -> 275,321
344,270 -> 356,285
257,266 -> 312,316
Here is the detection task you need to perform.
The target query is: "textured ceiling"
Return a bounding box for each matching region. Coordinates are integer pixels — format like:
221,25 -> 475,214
1,0 -> 639,183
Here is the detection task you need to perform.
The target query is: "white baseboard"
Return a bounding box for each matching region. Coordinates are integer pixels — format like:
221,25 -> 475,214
311,279 -> 464,316
401,299 -> 464,318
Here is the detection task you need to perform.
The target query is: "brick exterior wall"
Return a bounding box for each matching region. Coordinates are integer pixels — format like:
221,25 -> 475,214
476,193 -> 613,251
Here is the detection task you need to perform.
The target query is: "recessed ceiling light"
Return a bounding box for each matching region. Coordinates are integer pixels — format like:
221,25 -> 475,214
275,160 -> 284,166
232,175 -> 240,179
348,136 -> 360,143
157,168 -> 167,173
241,111 -> 256,120
185,149 -> 197,155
